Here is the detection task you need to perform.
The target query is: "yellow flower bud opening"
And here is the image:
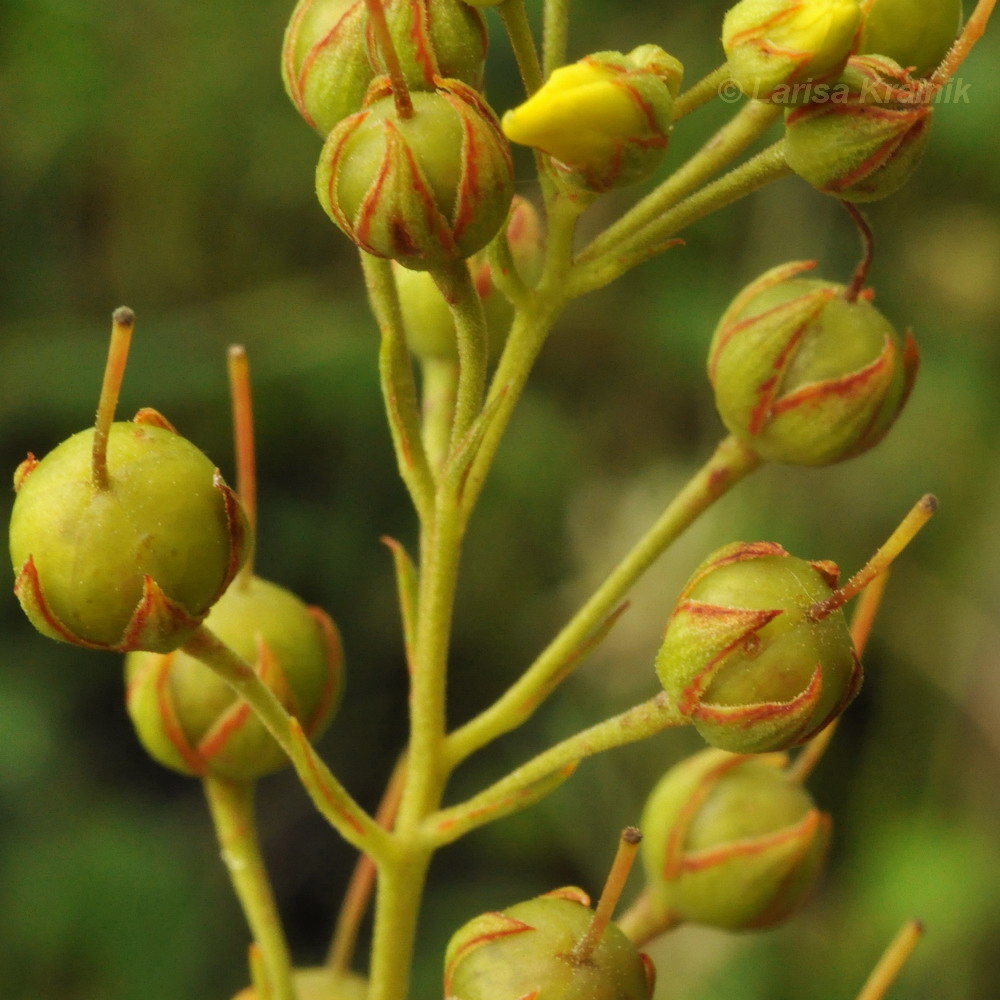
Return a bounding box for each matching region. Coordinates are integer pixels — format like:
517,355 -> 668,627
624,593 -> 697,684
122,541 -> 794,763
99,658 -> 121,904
723,0 -> 863,96
502,62 -> 646,170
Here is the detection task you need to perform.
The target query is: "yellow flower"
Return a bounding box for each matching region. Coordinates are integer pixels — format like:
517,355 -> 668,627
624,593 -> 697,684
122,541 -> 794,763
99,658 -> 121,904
723,0 -> 863,99
501,47 -> 682,192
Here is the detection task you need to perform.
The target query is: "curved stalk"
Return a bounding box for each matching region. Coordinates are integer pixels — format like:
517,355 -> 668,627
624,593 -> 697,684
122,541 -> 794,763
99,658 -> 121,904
183,625 -> 387,858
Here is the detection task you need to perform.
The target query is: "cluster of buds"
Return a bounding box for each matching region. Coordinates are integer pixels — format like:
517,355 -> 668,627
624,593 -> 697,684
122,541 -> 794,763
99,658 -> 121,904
640,749 -> 830,930
9,310 -> 248,654
502,46 -> 683,192
722,0 -> 973,201
394,195 -> 544,360
124,345 -> 346,781
707,260 -> 918,466
125,575 -> 345,780
282,0 -> 488,135
285,0 -> 515,269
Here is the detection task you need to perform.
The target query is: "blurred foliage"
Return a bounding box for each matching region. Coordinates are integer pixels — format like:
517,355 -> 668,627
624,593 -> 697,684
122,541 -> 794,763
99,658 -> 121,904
1,1 -> 999,998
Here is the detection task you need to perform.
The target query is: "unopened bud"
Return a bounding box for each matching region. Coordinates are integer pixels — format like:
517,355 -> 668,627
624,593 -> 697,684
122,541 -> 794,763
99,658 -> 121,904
784,55 -> 933,202
317,77 -> 514,269
655,540 -> 862,753
282,0 -> 373,134
10,418 -> 248,653
372,0 -> 488,93
641,749 -> 830,929
708,260 -> 918,465
502,46 -> 682,192
444,887 -> 655,1000
125,576 -> 344,780
722,0 -> 862,99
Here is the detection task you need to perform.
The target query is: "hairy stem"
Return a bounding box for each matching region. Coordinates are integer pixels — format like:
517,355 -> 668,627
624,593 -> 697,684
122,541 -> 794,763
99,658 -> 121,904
579,100 -> 783,269
571,140 -> 792,296
183,625 -> 386,857
204,778 -> 295,1000
363,253 -> 435,521
500,0 -> 544,94
429,263 -> 488,447
543,0 -> 570,77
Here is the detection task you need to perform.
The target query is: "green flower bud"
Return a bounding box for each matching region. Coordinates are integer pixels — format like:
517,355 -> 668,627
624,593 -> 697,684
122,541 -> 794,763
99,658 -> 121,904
125,575 -> 344,780
372,0 -> 488,93
655,540 -> 863,753
708,260 -> 919,465
282,0 -> 373,135
282,0 -> 488,136
502,46 -> 682,192
233,967 -> 367,1000
784,55 -> 933,202
640,749 -> 830,929
722,0 -> 862,99
10,414 -> 248,653
317,77 -> 514,270
445,886 -> 655,1000
394,195 -> 543,359
858,0 -> 963,77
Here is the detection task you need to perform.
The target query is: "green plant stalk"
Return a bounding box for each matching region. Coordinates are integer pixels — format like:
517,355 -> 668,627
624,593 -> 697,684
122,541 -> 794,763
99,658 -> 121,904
500,0 -> 544,94
487,223 -> 531,311
203,777 -> 296,1000
364,497 -> 464,1000
367,846 -> 433,1000
571,141 -> 792,297
459,190 -> 586,520
616,887 -> 682,946
419,355 -> 459,475
430,692 -> 689,846
543,0 -> 570,77
360,192 -> 589,1000
429,262 -> 488,446
363,254 -> 435,521
671,64 -> 733,121
447,434 -> 761,766
580,98 -> 783,267
397,496 -> 465,832
182,625 -> 387,858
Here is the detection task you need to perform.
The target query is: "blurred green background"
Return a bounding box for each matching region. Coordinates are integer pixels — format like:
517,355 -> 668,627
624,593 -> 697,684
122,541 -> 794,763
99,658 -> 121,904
2,1 -> 999,998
